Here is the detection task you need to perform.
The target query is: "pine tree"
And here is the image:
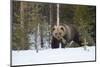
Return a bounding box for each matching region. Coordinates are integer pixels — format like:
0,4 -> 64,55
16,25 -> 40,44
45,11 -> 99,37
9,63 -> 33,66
73,5 -> 95,46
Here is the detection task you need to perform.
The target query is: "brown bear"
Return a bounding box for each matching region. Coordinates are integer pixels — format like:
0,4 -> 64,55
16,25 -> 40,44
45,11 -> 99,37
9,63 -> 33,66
51,24 -> 82,48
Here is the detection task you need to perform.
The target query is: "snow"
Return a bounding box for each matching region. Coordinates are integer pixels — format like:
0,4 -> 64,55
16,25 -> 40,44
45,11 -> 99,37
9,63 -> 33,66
12,46 -> 96,66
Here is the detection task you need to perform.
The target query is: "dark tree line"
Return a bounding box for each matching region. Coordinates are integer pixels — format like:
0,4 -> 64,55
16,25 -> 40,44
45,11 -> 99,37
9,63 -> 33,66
12,1 -> 96,50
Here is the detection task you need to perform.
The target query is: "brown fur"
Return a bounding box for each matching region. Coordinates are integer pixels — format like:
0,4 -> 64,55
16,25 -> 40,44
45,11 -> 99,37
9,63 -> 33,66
51,24 -> 82,48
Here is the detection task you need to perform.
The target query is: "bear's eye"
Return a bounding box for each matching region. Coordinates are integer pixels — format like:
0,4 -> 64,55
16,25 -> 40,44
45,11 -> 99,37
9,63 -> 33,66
60,27 -> 64,31
52,28 -> 55,31
55,33 -> 57,35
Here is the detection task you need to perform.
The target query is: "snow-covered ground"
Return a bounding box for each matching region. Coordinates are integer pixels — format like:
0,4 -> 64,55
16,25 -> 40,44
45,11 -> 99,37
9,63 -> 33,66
12,46 -> 96,66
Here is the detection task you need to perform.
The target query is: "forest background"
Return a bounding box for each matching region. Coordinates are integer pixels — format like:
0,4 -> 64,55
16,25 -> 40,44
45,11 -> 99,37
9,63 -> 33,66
12,1 -> 96,50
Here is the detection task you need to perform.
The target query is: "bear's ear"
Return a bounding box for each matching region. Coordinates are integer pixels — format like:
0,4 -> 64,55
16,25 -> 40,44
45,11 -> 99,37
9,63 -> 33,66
60,27 -> 64,31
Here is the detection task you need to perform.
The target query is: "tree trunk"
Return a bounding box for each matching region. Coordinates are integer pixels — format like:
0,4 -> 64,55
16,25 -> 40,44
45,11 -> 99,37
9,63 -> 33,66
34,27 -> 38,53
20,2 -> 25,50
57,4 -> 60,26
40,25 -> 44,48
48,4 -> 53,48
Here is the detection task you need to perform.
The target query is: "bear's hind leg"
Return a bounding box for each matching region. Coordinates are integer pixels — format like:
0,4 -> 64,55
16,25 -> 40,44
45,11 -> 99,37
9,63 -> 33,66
74,37 -> 82,47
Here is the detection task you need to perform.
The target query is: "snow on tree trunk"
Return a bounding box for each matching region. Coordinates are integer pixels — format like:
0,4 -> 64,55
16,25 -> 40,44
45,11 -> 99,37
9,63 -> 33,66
82,38 -> 89,51
34,23 -> 41,53
37,23 -> 41,50
34,29 -> 38,53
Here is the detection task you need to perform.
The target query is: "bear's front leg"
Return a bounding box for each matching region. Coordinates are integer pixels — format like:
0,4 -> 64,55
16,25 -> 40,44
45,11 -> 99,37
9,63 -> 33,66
61,37 -> 67,48
51,37 -> 59,49
61,41 -> 66,48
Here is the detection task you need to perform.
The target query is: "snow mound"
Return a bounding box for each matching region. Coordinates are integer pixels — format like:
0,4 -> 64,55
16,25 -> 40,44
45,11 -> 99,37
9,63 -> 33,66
12,46 -> 96,66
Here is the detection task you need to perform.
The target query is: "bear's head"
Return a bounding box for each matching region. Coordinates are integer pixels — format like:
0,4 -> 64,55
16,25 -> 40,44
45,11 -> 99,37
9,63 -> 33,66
52,25 -> 66,40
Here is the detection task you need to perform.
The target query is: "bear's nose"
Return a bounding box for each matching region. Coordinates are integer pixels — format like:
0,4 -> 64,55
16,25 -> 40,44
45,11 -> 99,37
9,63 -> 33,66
59,32 -> 61,35
58,36 -> 59,38
55,33 -> 57,35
